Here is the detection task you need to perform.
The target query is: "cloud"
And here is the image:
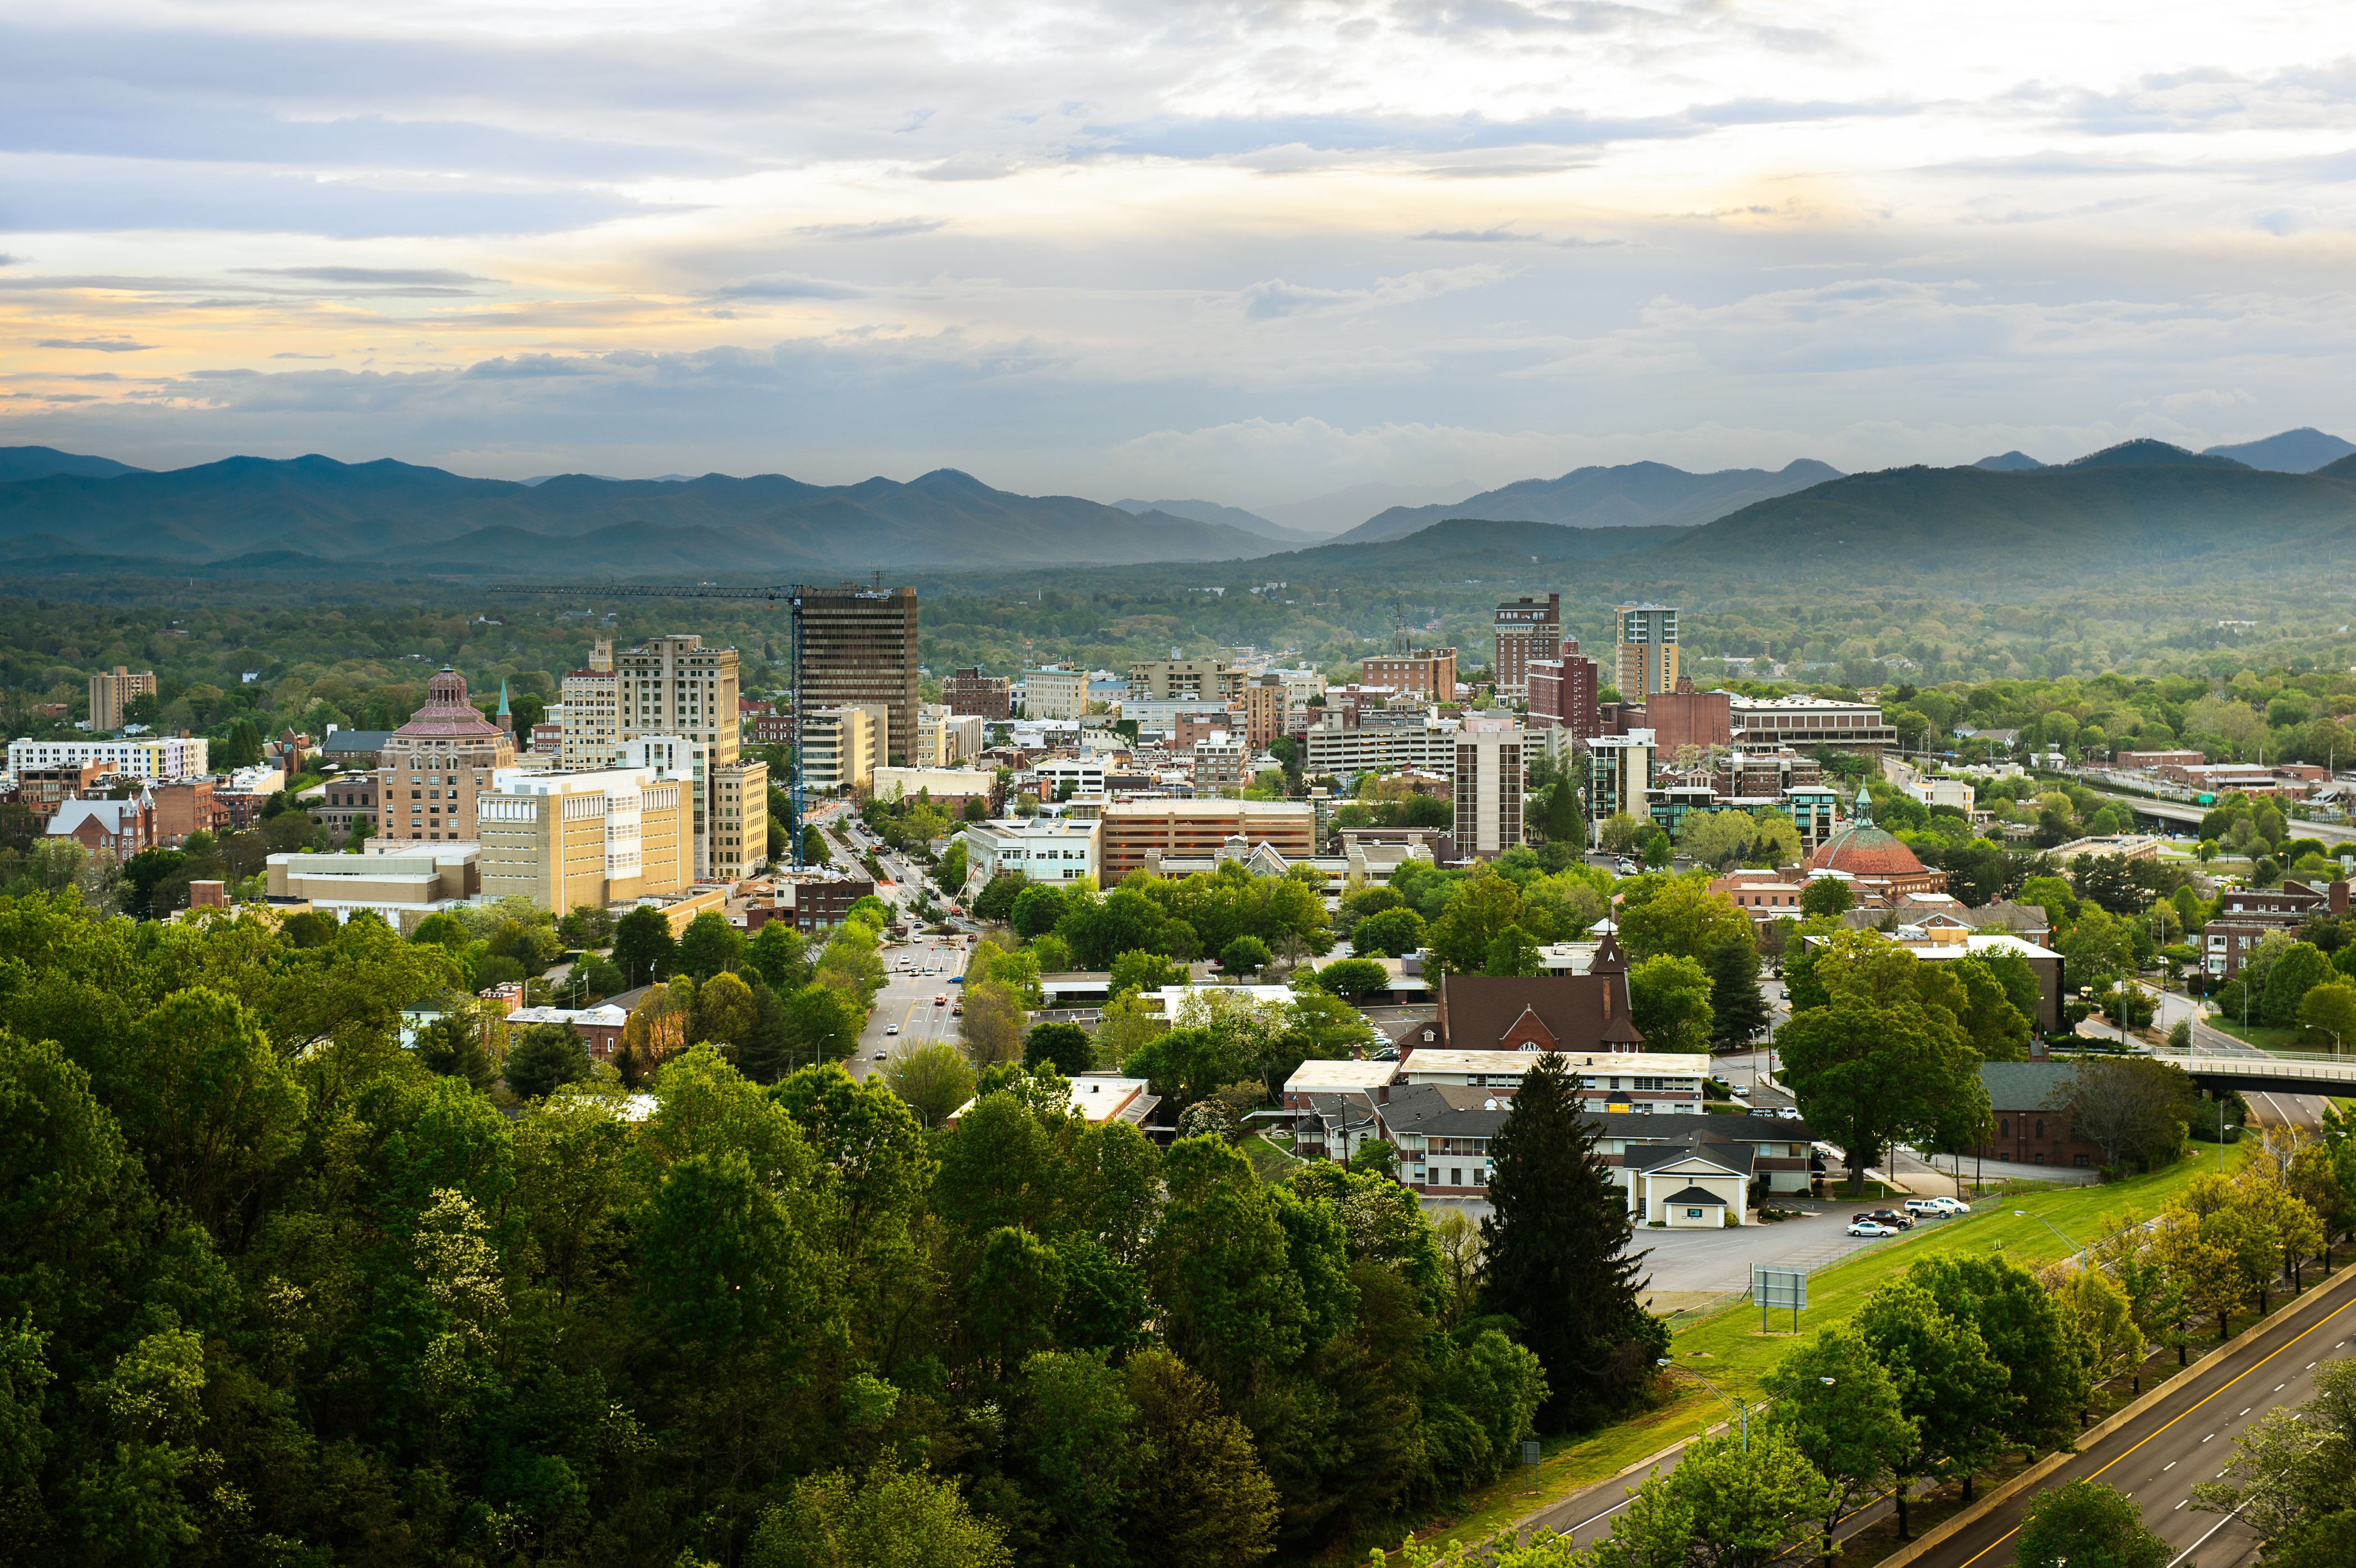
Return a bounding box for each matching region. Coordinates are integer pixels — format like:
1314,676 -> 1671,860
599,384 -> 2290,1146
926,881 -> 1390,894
1411,227 -> 1545,242
1235,265 -> 1507,321
792,219 -> 948,241
233,266 -> 501,289
2253,207 -> 2317,236
270,352 -> 335,360
36,337 -> 156,352
2129,387 -> 2257,412
713,274 -> 869,300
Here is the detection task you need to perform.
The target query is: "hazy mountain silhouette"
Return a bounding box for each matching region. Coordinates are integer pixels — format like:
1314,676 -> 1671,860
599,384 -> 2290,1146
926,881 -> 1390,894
2201,428 -> 2356,473
0,445 -> 148,483
1330,458 -> 1844,544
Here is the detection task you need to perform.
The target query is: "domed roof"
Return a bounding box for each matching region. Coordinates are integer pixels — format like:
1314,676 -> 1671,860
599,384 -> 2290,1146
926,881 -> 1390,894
391,667 -> 506,741
1809,823 -> 1929,878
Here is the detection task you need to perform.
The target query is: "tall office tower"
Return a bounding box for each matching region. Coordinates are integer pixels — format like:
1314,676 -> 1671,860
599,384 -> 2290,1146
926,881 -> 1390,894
88,665 -> 158,732
1491,593 -> 1561,700
616,634 -> 741,879
559,661 -> 619,766
799,585 -> 921,767
1614,603 -> 1680,700
1452,719 -> 1525,860
1240,674 -> 1287,749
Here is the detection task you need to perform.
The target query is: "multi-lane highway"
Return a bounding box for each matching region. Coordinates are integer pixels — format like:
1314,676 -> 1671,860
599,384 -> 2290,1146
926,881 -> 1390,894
810,803 -> 975,1083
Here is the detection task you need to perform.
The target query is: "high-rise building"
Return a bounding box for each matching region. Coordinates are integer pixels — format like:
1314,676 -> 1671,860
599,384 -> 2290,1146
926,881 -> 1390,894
1128,659 -> 1244,704
1614,604 -> 1679,700
1527,637 -> 1600,738
1453,720 -> 1525,859
1491,594 -> 1561,700
944,665 -> 1012,720
1240,674 -> 1287,750
88,665 -> 157,732
798,585 -> 920,767
374,669 -> 518,843
1361,647 -> 1457,702
1023,665 -> 1089,720
615,633 -> 743,879
559,638 -> 620,767
802,706 -> 880,794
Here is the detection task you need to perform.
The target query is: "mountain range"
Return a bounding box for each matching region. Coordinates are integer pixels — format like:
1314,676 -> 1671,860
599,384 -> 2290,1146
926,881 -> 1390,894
1328,458 -> 1846,544
1970,427 -> 2356,474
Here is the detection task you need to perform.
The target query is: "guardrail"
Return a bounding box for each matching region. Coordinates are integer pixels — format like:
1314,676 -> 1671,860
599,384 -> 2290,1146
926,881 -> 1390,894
2146,1047 -> 2356,1083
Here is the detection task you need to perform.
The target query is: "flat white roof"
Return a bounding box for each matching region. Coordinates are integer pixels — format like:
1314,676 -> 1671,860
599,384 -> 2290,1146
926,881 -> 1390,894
1284,1060 -> 1401,1093
1401,1049 -> 1711,1077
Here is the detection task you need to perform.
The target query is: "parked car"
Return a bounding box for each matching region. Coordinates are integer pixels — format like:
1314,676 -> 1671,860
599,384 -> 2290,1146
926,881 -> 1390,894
1731,1085 -> 1751,1098
1902,1198 -> 1946,1218
1927,1197 -> 1971,1215
1847,1220 -> 1896,1238
1859,1208 -> 1915,1230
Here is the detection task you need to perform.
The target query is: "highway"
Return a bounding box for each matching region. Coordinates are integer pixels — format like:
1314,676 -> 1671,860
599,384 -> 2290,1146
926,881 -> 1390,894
811,803 -> 975,1084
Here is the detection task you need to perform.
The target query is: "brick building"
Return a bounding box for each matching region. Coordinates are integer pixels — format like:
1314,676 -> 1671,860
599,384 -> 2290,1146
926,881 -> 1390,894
1962,1061 -> 2104,1170
88,665 -> 157,732
2203,879 -> 2345,979
944,665 -> 1013,721
1492,593 -> 1561,700
151,778 -> 217,846
1098,798 -> 1316,882
374,668 -> 517,843
1361,647 -> 1458,701
1526,638 -> 1600,738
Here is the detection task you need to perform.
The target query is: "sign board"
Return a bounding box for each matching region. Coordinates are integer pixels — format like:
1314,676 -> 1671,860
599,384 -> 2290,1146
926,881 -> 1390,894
1521,1440 -> 1542,1468
1754,1266 -> 1807,1331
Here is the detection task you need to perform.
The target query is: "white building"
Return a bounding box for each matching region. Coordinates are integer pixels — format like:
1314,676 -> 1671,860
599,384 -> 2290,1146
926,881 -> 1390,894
7,734 -> 210,781
1032,757 -> 1108,798
801,706 -> 880,794
961,815 -> 1103,893
1395,1049 -> 1709,1111
1300,716 -> 1458,778
1451,719 -> 1526,859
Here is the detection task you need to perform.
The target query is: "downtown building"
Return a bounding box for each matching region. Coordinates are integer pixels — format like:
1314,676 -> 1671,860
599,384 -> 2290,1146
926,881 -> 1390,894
1361,647 -> 1458,702
1614,603 -> 1680,700
372,669 -> 517,843
613,633 -> 768,881
88,665 -> 158,732
1491,594 -> 1562,700
798,585 -> 921,767
1526,637 -> 1601,738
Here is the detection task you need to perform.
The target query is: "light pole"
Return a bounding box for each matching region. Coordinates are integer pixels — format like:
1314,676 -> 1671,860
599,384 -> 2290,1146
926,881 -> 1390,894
1659,1359 -> 1752,1449
2014,1209 -> 2088,1272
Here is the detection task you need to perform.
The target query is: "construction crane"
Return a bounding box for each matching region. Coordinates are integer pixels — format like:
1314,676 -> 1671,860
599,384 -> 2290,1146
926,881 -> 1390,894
489,581 -> 816,868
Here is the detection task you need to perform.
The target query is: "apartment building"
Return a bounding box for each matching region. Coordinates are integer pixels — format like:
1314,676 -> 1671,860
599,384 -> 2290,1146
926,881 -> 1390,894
1193,732 -> 1248,793
710,760 -> 768,879
1452,720 -> 1525,859
944,665 -> 1013,721
16,761 -> 105,813
7,735 -> 210,782
1361,647 -> 1458,701
1098,798 -> 1315,881
1492,594 -> 1561,700
802,706 -> 880,794
1033,758 -> 1107,799
1023,665 -> 1090,720
1526,637 -> 1600,738
1584,730 -> 1656,834
1301,715 -> 1458,778
793,585 -> 921,767
1128,659 -> 1244,705
961,816 -> 1103,892
914,704 -> 983,766
2204,879 -> 2346,978
88,665 -> 158,732
1236,675 -> 1287,751
372,669 -> 517,844
1614,604 -> 1679,700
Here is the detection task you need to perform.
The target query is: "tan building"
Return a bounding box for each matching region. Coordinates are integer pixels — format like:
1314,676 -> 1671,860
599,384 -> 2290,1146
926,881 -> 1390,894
615,633 -> 759,880
1193,733 -> 1248,793
710,760 -> 769,879
476,764 -> 693,911
1362,648 -> 1458,701
1614,603 -> 1680,700
803,705 -> 879,794
1023,665 -> 1090,720
1452,721 -> 1526,859
1240,675 -> 1287,750
1492,594 -> 1561,700
799,585 -> 921,766
374,669 -> 517,843
89,665 -> 157,732
914,703 -> 981,767
266,844 -> 480,923
1099,798 -> 1317,882
559,640 -> 620,766
1129,658 -> 1244,705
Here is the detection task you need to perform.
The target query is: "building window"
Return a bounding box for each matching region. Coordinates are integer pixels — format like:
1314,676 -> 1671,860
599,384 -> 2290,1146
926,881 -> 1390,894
2035,1119 -> 2045,1139
1999,1119 -> 2010,1138
1686,1208 -> 1704,1219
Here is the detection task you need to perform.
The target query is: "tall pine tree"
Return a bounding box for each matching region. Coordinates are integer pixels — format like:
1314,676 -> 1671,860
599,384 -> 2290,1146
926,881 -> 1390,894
1706,936 -> 1772,1049
1480,1052 -> 1666,1430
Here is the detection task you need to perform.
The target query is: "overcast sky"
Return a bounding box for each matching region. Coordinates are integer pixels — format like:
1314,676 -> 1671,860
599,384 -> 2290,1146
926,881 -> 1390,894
6,0 -> 2356,510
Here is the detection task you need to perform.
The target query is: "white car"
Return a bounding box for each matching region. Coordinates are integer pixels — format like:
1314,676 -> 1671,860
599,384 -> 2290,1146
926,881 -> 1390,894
1847,1220 -> 1896,1238
885,1024 -> 900,1035
1927,1197 -> 1970,1215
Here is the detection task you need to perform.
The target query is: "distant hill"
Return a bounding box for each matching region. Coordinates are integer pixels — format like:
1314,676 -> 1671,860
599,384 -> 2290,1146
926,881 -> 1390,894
1110,497 -> 1322,544
1635,461 -> 2356,583
2058,438 -> 2248,472
0,445 -> 147,483
2201,428 -> 2356,473
1330,459 -> 1844,544
1251,480 -> 1481,536
0,454 -> 1290,571
1972,451 -> 2046,471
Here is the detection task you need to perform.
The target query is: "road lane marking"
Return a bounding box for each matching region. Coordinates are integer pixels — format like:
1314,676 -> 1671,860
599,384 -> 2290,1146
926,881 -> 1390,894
1950,1285 -> 2356,1568
2202,1433 -> 2214,1442
2162,1461 -> 2175,1470
2239,1408 -> 2250,1416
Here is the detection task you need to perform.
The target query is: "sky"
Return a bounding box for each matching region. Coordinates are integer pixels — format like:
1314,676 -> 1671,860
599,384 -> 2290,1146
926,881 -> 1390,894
6,0 -> 2356,515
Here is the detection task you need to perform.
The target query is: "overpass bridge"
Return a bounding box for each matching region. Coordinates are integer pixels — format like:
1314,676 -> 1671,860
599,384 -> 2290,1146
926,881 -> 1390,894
2087,790 -> 2356,846
2146,1047 -> 2356,1098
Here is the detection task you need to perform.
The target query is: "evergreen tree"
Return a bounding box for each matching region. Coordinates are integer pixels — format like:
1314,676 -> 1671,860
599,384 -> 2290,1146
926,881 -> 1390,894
1705,936 -> 1771,1048
1480,1052 -> 1665,1430
611,903 -> 676,988
505,1021 -> 592,1099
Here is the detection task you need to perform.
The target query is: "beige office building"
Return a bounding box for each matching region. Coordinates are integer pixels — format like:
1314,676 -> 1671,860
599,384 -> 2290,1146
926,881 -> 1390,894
614,633 -> 749,879
1023,665 -> 1090,720
477,764 -> 693,911
89,665 -> 158,733
914,703 -> 981,766
1452,720 -> 1526,859
1099,798 -> 1317,882
803,705 -> 880,794
710,759 -> 769,880
1128,659 -> 1244,705
1614,604 -> 1680,700
560,640 -> 620,766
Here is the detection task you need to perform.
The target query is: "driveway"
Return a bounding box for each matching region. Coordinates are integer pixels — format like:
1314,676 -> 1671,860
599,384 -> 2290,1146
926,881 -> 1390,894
1631,1207 -> 1902,1307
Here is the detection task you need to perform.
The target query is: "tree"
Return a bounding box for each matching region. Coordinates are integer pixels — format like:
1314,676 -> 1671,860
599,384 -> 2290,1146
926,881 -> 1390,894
780,981 -> 866,1068
2194,1358 -> 2356,1544
974,870 -> 1028,922
1763,1327 -> 1918,1559
1779,994 -> 1989,1197
1799,877 -> 1854,918
416,1010 -> 496,1092
2266,942 -> 2336,1028
1667,1431 -> 1833,1568
1704,938 -> 1770,1047
611,903 -> 676,987
1220,935 -> 1272,977
1617,877 -> 1751,962
2051,1056 -> 2196,1172
1853,1279 -> 2010,1533
1010,882 -> 1070,940
691,969 -> 758,1050
1480,1053 -> 1663,1430
1305,958 -> 1391,1000
1627,954 -> 1715,1055
888,1040 -> 976,1128
505,1021 -> 592,1100
1354,906 -> 1427,958
1108,949 -> 1182,996
748,920 -> 812,991
2298,980 -> 2356,1050
1024,1021 -> 1093,1075
1350,1139 -> 1399,1178
1598,812 -> 1648,854
961,978 -> 1027,1067
747,1456 -> 1011,1568
1119,1349 -> 1279,1567
2015,1480 -> 2168,1568
677,909 -> 748,979
1679,810 -> 1759,869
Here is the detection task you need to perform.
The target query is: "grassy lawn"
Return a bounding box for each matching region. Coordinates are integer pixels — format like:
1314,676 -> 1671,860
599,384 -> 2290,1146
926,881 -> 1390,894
1242,1131 -> 1304,1181
2202,1017 -> 2321,1054
1370,1142 -> 2258,1558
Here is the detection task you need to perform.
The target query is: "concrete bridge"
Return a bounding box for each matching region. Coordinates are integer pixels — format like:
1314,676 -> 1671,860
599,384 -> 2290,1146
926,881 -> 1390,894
2087,790 -> 2356,846
2147,1046 -> 2356,1097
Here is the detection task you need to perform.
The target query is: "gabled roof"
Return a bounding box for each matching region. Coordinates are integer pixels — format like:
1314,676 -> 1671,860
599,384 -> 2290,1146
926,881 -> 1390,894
1435,973 -> 1640,1056
1625,1143 -> 1748,1175
1662,1185 -> 1729,1206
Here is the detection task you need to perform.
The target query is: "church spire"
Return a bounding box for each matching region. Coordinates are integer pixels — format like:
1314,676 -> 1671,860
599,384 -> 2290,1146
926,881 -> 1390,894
496,677 -> 513,734
1854,782 -> 1872,825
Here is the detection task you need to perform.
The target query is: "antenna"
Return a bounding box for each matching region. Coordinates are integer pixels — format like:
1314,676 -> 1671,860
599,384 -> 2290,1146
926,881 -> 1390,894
1388,597 -> 1412,657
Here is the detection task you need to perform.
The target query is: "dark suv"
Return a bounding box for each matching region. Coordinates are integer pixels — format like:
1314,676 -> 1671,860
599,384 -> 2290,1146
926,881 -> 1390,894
1853,1208 -> 1915,1230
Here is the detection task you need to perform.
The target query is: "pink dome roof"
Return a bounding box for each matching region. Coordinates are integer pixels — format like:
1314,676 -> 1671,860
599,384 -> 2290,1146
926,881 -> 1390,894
391,668 -> 505,741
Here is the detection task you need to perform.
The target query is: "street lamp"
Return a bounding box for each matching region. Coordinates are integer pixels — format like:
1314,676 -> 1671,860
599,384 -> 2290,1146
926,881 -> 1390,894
1660,1359 -> 1752,1449
2014,1209 -> 2088,1272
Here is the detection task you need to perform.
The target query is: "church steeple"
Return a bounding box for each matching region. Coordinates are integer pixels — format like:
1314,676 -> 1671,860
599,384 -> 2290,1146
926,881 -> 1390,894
1854,783 -> 1872,825
496,677 -> 513,734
